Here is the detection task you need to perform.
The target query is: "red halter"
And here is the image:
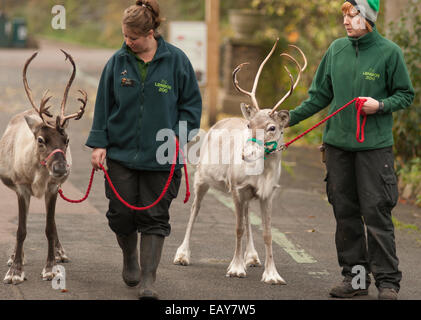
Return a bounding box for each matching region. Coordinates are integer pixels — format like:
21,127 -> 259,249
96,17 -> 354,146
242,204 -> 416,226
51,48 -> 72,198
40,149 -> 66,166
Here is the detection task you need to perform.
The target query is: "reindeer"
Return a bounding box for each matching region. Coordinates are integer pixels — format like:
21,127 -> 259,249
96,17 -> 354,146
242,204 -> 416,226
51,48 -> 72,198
0,50 -> 87,284
174,39 -> 306,284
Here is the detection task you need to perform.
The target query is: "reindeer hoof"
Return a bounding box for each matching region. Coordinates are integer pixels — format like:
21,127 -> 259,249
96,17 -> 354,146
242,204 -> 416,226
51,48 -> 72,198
55,247 -> 70,263
245,255 -> 262,268
173,255 -> 190,266
226,262 -> 247,278
173,248 -> 191,266
55,253 -> 70,263
261,271 -> 286,285
41,267 -> 57,281
226,270 -> 247,278
4,267 -> 26,285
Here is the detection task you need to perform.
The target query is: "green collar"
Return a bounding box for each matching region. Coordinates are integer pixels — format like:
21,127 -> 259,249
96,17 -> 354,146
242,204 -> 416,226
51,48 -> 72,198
120,36 -> 171,61
347,25 -> 380,49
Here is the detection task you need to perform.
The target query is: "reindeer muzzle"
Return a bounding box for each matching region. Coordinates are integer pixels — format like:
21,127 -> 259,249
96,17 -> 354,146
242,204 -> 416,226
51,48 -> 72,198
243,138 -> 280,162
41,149 -> 69,177
243,138 -> 266,162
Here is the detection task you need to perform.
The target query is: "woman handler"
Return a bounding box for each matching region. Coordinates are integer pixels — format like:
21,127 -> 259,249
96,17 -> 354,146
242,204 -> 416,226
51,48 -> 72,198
288,0 -> 414,300
86,0 -> 202,299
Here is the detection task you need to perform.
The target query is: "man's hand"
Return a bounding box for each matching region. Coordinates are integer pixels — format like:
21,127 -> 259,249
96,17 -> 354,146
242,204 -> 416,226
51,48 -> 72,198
91,148 -> 106,170
359,97 -> 380,115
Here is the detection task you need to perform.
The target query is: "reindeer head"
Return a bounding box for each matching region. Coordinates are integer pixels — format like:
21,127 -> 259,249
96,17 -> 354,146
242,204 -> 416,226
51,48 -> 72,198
22,50 -> 88,179
232,39 -> 307,162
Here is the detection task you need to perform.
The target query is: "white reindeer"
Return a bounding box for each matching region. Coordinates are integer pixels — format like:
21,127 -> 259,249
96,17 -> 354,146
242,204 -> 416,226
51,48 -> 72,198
0,50 -> 87,284
174,40 -> 306,284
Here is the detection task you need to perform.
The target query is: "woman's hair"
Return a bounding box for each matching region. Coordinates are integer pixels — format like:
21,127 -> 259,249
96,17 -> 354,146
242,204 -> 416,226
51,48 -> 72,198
123,0 -> 163,37
341,1 -> 373,32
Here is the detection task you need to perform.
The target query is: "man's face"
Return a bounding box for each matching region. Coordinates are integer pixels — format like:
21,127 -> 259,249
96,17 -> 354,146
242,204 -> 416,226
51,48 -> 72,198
343,8 -> 369,38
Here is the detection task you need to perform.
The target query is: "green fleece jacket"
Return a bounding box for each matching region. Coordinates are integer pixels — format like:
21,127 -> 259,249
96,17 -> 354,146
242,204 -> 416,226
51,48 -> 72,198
86,36 -> 202,170
289,27 -> 414,151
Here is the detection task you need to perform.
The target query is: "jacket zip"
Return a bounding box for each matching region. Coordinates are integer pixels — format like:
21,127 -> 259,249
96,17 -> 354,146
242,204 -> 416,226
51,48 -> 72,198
136,81 -> 145,160
129,54 -> 144,161
352,42 -> 357,98
355,41 -> 359,57
350,40 -> 361,135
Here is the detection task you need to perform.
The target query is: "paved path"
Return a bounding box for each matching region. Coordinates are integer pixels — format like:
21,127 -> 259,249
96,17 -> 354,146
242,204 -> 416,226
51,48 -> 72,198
0,39 -> 420,300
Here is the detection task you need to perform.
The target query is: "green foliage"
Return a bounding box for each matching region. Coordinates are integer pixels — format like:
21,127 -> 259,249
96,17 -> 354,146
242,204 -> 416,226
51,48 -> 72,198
389,0 -> 421,205
388,0 -> 421,162
392,216 -> 421,233
397,157 -> 421,205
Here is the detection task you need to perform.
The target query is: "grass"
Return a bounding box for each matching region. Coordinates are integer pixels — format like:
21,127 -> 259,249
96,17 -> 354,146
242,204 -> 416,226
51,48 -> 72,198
392,216 -> 421,234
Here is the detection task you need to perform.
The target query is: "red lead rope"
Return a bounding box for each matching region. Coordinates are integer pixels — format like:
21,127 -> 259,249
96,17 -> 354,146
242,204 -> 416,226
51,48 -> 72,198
355,98 -> 368,143
283,97 -> 367,148
59,98 -> 368,208
58,138 -> 191,210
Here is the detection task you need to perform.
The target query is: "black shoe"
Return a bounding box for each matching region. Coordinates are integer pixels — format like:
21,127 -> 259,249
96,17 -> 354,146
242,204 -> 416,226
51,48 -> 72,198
138,234 -> 165,300
116,232 -> 141,287
378,287 -> 398,300
329,278 -> 369,298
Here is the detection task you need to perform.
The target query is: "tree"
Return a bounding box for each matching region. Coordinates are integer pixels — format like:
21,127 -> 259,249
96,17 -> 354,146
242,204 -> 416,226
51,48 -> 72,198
388,0 -> 421,162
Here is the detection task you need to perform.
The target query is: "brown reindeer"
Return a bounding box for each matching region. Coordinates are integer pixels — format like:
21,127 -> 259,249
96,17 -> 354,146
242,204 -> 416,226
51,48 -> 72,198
174,40 -> 306,284
0,50 -> 87,284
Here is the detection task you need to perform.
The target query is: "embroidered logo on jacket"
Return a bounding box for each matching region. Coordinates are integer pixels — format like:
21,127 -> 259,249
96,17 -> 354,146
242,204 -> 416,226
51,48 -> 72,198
155,79 -> 172,93
362,68 -> 380,81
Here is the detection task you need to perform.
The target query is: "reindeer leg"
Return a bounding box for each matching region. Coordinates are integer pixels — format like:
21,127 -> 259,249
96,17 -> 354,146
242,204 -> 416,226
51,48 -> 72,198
47,184 -> 69,263
174,176 -> 209,266
54,239 -> 69,263
226,190 -> 247,278
7,244 -> 26,267
41,185 -> 60,280
4,188 -> 30,284
259,198 -> 286,285
244,205 -> 261,267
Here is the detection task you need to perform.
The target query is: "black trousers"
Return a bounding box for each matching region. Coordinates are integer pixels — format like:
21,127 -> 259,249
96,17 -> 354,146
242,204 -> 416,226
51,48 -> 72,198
104,158 -> 182,237
324,144 -> 402,291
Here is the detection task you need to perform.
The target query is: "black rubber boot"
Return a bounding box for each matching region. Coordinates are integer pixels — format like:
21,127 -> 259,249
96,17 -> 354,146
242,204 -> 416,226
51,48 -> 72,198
116,232 -> 141,287
138,234 -> 165,300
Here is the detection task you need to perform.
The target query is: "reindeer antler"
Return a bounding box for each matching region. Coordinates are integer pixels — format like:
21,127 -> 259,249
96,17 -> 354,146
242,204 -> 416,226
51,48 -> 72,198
232,38 -> 280,110
23,50 -> 88,130
23,52 -> 55,128
232,39 -> 307,115
58,49 -> 88,127
60,89 -> 87,127
270,45 -> 307,115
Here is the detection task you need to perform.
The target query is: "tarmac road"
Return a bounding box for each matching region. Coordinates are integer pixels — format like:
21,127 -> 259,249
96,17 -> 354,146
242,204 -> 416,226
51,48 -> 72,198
0,39 -> 420,301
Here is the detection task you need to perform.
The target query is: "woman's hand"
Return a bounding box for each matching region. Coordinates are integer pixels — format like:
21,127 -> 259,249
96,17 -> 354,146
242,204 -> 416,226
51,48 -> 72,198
359,97 -> 380,115
91,148 -> 107,170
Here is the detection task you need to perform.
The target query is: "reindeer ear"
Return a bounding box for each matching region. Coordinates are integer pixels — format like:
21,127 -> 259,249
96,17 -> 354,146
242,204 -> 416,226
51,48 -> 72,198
240,103 -> 258,120
24,115 -> 40,136
272,110 -> 290,127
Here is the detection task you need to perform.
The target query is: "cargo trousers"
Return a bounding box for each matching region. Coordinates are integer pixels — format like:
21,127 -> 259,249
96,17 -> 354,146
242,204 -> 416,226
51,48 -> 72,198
104,158 -> 182,238
324,144 -> 402,291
